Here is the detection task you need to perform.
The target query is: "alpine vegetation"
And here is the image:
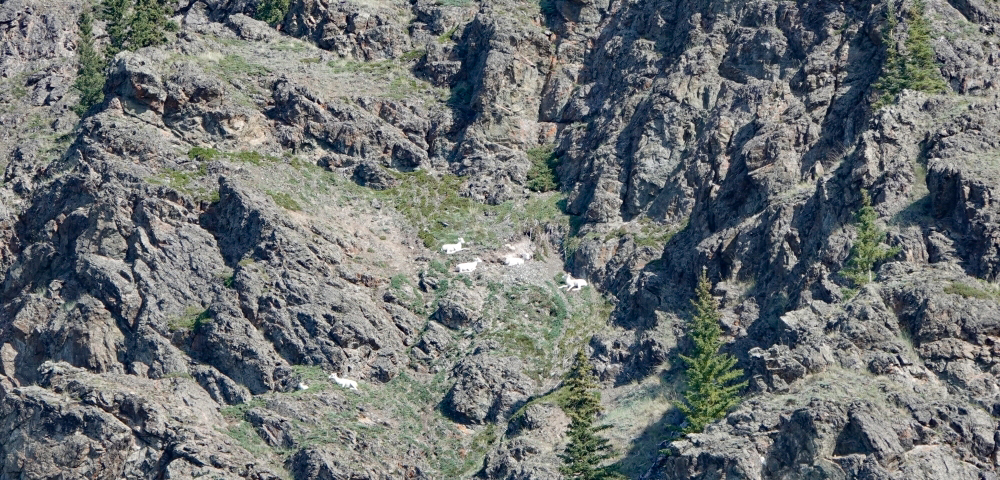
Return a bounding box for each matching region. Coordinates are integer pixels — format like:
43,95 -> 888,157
842,190 -> 901,286
679,271 -> 746,434
558,351 -> 624,480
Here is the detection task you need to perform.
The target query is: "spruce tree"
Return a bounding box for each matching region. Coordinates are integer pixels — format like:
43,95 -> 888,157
101,0 -> 132,61
558,351 -> 624,480
129,0 -> 169,50
873,0 -> 946,108
902,0 -> 946,94
842,190 -> 901,286
873,1 -> 904,108
679,271 -> 746,434
73,10 -> 106,116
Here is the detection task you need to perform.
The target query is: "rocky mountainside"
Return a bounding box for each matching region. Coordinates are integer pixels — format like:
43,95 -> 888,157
3,0 -> 1000,477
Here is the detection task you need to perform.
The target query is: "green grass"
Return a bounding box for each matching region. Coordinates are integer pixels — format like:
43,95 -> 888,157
400,49 -> 426,62
188,146 -> 221,162
390,273 -> 426,314
224,421 -> 276,456
220,397 -> 267,418
185,147 -> 281,167
354,170 -> 569,250
479,283 -> 608,381
11,85 -> 28,100
167,306 -> 212,331
944,281 -> 1000,301
438,26 -> 460,43
147,160 -> 219,202
266,190 -> 302,211
634,218 -> 687,248
328,59 -> 395,75
231,150 -> 280,165
218,54 -> 271,79
286,370 -> 490,477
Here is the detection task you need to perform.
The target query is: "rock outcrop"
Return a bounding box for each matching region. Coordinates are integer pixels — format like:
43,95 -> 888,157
4,0 -> 1000,477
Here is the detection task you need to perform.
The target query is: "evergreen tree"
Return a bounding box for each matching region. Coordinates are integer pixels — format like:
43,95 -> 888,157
902,0 -> 946,94
255,0 -> 291,25
873,0 -> 946,108
678,271 -> 746,434
100,0 -> 170,61
73,10 -> 106,116
558,351 -> 624,480
129,0 -> 169,49
842,190 -> 901,286
101,0 -> 132,61
873,1 -> 904,108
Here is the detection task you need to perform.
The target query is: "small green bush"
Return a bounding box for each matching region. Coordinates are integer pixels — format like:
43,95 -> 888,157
438,26 -> 460,43
188,146 -> 221,162
168,307 -> 212,331
400,49 -> 426,62
255,0 -> 290,25
526,144 -> 560,192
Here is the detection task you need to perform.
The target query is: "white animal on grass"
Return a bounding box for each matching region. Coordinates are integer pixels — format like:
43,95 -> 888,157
504,255 -> 525,266
442,237 -> 465,254
457,258 -> 483,273
558,272 -> 588,291
329,373 -> 359,391
297,382 -> 310,391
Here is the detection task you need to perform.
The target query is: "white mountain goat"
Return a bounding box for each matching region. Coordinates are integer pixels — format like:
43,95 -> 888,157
457,258 -> 483,273
329,373 -> 359,391
558,272 -> 588,291
442,237 -> 465,254
297,382 -> 310,391
504,255 -> 525,266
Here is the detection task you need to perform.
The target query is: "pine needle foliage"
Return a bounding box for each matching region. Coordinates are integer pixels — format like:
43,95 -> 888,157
129,0 -> 170,50
678,271 -> 746,434
101,0 -> 132,61
873,0 -> 947,108
73,11 -> 106,116
255,0 -> 291,25
557,351 -> 625,480
100,0 -> 170,61
903,0 -> 946,93
842,190 -> 901,286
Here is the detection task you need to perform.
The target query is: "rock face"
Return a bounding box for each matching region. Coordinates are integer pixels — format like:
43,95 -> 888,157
5,0 -> 1000,477
445,353 -> 533,424
479,402 -> 570,480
